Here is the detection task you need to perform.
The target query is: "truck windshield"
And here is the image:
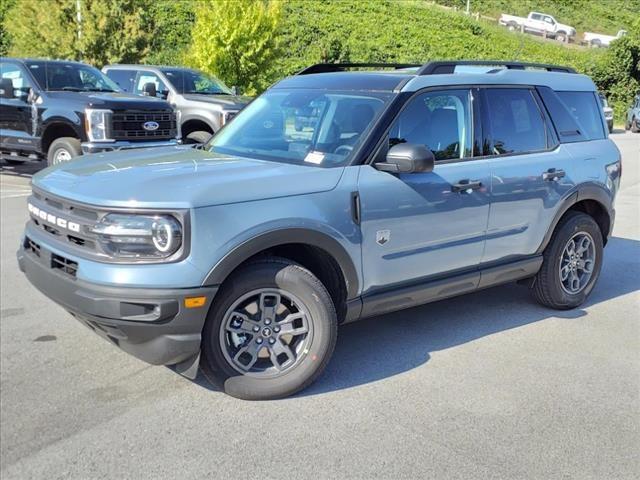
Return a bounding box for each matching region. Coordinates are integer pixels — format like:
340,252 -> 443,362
208,88 -> 393,168
162,69 -> 232,95
26,61 -> 120,92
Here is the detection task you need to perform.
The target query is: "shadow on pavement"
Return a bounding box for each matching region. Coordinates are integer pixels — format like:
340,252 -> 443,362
0,159 -> 46,179
188,237 -> 639,397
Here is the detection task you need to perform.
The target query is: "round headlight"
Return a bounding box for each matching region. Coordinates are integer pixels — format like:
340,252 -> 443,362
152,216 -> 180,253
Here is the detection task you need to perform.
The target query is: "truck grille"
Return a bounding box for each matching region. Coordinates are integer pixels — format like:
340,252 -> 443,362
111,110 -> 177,141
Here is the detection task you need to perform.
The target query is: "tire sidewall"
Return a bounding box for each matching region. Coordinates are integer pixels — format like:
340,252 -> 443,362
543,214 -> 603,308
47,138 -> 81,166
201,261 -> 336,400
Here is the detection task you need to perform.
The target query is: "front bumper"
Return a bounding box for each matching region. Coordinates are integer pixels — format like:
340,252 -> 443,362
81,139 -> 179,155
17,241 -> 217,366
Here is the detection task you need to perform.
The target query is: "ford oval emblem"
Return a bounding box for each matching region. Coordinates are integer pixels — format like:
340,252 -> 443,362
143,121 -> 159,131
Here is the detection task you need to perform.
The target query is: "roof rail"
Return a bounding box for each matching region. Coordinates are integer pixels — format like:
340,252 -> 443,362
296,60 -> 576,76
417,60 -> 576,75
297,63 -> 422,75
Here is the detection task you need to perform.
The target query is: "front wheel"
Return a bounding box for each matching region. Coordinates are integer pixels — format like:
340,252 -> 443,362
185,130 -> 213,144
47,137 -> 81,166
200,257 -> 337,400
533,211 -> 603,310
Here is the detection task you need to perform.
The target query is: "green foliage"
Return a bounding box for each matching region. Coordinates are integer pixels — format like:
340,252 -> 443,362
188,0 -> 282,95
5,0 -> 152,66
146,0 -> 196,66
434,0 -> 639,36
0,0 -> 16,56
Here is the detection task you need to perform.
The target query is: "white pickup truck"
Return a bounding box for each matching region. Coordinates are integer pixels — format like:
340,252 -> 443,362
499,11 -> 576,43
584,30 -> 627,48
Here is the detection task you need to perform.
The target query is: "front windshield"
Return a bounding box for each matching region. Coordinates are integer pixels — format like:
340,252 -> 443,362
208,89 -> 392,168
26,62 -> 120,92
162,69 -> 232,95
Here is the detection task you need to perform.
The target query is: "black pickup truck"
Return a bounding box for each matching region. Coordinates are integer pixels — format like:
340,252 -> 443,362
0,58 -> 179,166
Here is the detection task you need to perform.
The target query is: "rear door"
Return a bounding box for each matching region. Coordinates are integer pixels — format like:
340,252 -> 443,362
481,87 -> 575,264
358,88 -> 491,294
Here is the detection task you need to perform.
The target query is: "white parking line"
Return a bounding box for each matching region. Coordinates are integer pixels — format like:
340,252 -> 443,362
1,192 -> 31,199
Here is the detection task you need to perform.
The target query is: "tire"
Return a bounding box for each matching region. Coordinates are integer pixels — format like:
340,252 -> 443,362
200,257 -> 337,400
533,211 -> 603,310
590,39 -> 602,48
631,117 -> 640,133
555,33 -> 566,43
185,130 -> 212,144
47,137 -> 81,166
507,23 -> 517,32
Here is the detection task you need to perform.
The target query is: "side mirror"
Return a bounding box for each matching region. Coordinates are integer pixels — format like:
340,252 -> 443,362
142,82 -> 157,97
0,78 -> 14,99
231,85 -> 239,96
374,143 -> 435,174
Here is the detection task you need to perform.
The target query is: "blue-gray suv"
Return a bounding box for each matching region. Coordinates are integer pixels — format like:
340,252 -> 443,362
18,61 -> 622,399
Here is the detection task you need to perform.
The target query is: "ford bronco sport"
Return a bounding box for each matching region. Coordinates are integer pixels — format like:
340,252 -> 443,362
0,58 -> 178,165
18,61 -> 621,400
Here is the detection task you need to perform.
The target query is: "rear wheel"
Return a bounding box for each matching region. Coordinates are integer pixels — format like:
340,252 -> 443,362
47,137 -> 81,166
200,257 -> 337,400
533,211 -> 603,310
631,117 -> 640,133
555,32 -> 567,43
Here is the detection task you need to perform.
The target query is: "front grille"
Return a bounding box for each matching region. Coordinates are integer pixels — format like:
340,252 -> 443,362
111,110 -> 177,141
51,253 -> 78,278
29,188 -> 99,255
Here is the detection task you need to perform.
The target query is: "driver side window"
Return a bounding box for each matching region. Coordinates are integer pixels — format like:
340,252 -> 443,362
0,63 -> 32,101
389,89 -> 473,161
134,72 -> 167,97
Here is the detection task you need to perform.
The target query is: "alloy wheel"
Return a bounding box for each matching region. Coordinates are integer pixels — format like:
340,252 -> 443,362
219,289 -> 313,378
559,232 -> 596,294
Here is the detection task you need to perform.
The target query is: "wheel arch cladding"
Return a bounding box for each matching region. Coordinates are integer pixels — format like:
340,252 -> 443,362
537,185 -> 613,254
202,228 -> 360,301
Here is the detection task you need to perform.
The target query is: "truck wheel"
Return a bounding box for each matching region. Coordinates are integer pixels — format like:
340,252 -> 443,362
533,211 -> 603,310
590,39 -> 602,48
185,131 -> 212,144
555,32 -> 567,42
507,22 -> 517,31
47,137 -> 81,166
632,118 -> 640,133
200,257 -> 337,400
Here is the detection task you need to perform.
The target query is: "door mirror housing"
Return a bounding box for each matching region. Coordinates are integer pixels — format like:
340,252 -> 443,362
231,85 -> 239,96
0,78 -> 14,99
374,143 -> 435,174
142,82 -> 157,97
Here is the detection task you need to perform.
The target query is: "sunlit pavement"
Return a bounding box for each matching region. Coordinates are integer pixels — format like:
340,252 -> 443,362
1,131 -> 638,479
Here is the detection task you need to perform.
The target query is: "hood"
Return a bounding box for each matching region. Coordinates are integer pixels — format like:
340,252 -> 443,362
44,91 -> 172,110
32,147 -> 344,209
182,94 -> 251,109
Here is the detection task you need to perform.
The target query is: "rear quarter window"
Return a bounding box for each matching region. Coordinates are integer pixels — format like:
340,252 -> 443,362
556,91 -> 605,140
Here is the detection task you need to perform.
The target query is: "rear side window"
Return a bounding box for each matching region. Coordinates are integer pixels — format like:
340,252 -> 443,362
105,69 -> 135,92
483,88 -> 547,155
556,91 -> 605,140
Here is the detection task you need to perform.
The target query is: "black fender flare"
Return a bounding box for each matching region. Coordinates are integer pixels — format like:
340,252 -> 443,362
536,183 -> 614,254
202,228 -> 360,299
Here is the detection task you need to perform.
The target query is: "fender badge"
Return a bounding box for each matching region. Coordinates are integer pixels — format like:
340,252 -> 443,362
376,230 -> 390,246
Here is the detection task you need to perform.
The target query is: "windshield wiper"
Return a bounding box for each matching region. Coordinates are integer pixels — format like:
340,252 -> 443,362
84,88 -> 116,92
184,91 -> 229,95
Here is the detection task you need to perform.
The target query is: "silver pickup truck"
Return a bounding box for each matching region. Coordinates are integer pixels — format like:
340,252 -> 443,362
103,65 -> 250,144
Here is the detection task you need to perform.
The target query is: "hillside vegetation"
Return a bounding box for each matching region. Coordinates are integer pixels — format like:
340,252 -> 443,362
2,0 -> 638,122
434,0 -> 639,36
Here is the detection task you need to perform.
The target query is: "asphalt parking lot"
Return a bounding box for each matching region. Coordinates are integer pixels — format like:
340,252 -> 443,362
1,132 -> 639,479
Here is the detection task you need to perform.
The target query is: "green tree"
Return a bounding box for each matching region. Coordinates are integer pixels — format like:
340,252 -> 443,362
5,0 -> 152,67
146,0 -> 196,66
0,0 -> 16,56
189,0 -> 282,94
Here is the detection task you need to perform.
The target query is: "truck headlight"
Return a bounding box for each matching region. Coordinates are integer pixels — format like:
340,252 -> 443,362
91,213 -> 183,260
84,109 -> 114,142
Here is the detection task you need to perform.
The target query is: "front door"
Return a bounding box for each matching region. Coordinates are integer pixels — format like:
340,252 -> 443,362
0,62 -> 36,152
358,88 -> 491,295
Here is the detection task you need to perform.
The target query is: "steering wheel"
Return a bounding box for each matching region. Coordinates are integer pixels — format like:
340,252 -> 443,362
334,144 -> 353,156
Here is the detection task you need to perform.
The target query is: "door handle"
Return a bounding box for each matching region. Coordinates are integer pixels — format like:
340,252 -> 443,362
542,168 -> 566,181
452,179 -> 482,193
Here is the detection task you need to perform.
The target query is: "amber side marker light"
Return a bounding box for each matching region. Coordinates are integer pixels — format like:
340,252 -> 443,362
184,296 -> 207,308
